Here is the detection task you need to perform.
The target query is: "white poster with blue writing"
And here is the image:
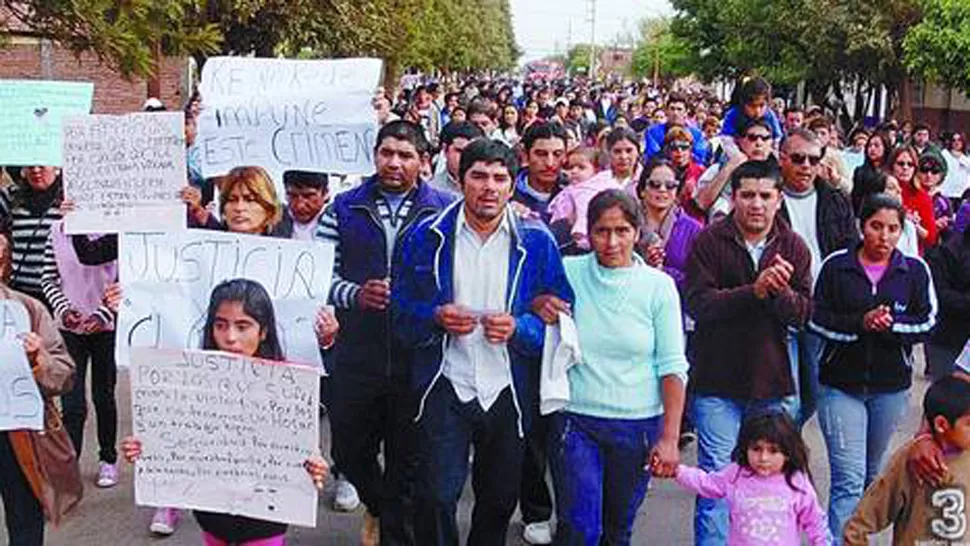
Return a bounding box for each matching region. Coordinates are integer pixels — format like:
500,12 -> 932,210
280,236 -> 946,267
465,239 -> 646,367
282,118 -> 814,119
130,348 -> 320,526
0,300 -> 43,431
116,230 -> 334,370
196,57 -> 382,179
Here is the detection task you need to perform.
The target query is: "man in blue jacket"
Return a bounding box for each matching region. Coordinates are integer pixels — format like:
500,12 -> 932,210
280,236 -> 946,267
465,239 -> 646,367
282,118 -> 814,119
393,138 -> 574,546
316,120 -> 455,546
645,93 -> 709,165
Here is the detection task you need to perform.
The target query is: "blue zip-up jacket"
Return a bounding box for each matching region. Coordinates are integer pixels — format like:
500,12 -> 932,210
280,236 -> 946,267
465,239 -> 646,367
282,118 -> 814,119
318,176 -> 455,373
809,244 -> 938,394
391,200 -> 574,434
645,123 -> 709,165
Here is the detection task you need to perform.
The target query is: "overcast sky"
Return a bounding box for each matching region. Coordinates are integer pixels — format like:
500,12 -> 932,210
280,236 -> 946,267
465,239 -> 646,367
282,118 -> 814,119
510,0 -> 673,63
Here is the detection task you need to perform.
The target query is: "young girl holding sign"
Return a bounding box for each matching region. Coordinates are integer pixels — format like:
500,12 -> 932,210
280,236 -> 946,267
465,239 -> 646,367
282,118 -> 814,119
121,278 -> 336,546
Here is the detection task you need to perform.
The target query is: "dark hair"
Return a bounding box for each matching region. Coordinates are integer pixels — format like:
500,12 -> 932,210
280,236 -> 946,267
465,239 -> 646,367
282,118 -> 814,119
636,157 -> 680,196
587,189 -> 642,232
466,97 -> 497,120
440,121 -> 485,148
202,279 -> 284,361
375,120 -> 430,156
521,121 -> 568,151
605,127 -> 640,151
667,93 -> 688,108
783,105 -> 803,116
282,170 -> 329,191
913,122 -> 931,134
807,116 -> 832,132
730,158 -> 783,192
888,146 -> 920,182
739,117 -> 773,136
732,412 -> 812,492
859,192 -> 906,225
458,138 -> 519,183
924,376 -> 970,435
864,131 -> 892,168
738,77 -> 772,106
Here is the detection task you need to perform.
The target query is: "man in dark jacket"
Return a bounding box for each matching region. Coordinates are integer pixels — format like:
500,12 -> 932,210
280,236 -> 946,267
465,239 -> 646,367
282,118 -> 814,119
393,139 -> 574,546
778,127 -> 860,428
512,122 -> 569,224
686,159 -> 813,546
315,120 -> 455,546
927,226 -> 970,379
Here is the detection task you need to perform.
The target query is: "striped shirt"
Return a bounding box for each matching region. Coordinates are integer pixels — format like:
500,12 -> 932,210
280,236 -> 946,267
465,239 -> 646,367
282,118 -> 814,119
0,187 -> 62,304
315,190 -> 416,310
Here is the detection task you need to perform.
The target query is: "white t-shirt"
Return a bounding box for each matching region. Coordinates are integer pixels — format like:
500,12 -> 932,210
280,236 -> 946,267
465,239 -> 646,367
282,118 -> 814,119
784,189 -> 822,280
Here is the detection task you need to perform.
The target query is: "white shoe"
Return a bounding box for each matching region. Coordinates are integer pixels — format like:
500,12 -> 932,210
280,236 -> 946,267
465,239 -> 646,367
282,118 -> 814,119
333,477 -> 361,512
149,507 -> 181,536
523,521 -> 553,545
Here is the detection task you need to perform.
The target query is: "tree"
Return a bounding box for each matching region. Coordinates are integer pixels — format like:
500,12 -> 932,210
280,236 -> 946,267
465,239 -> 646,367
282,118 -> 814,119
630,18 -> 693,82
904,0 -> 970,94
566,44 -> 595,76
1,0 -> 221,78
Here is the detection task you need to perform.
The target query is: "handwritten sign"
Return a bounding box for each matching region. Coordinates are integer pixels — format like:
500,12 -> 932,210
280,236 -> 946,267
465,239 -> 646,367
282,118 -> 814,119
62,112 -> 187,234
0,300 -> 42,431
130,348 -> 320,526
197,57 -> 382,178
117,230 -> 334,369
0,80 -> 94,166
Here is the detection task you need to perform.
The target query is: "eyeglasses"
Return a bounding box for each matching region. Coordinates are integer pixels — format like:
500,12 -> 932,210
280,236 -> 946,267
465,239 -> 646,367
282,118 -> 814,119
919,165 -> 942,174
744,133 -> 772,143
788,153 -> 823,166
667,143 -> 691,152
646,179 -> 680,191
895,161 -> 916,168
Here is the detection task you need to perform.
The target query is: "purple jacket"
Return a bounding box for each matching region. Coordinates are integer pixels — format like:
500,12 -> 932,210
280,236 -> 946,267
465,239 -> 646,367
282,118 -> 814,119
638,207 -> 704,294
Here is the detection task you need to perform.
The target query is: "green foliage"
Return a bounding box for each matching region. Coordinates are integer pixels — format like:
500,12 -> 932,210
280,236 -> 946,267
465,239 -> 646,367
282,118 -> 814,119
566,44 -> 595,75
904,0 -> 970,93
1,0 -> 222,78
630,18 -> 693,81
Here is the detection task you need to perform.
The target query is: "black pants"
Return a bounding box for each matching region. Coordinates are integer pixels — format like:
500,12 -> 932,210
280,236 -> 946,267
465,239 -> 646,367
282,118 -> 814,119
414,381 -> 525,546
0,432 -> 45,546
330,363 -> 418,546
519,414 -> 552,524
61,331 -> 118,464
927,342 -> 961,381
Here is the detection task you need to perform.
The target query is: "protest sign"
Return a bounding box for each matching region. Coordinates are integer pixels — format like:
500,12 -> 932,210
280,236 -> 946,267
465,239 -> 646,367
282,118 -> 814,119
0,300 -> 43,432
196,57 -> 382,179
62,112 -> 187,234
117,230 -> 334,370
130,348 -> 320,527
0,80 -> 94,166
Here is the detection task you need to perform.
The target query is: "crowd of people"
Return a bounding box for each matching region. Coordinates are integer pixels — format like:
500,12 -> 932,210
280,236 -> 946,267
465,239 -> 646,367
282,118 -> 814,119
1,72 -> 970,546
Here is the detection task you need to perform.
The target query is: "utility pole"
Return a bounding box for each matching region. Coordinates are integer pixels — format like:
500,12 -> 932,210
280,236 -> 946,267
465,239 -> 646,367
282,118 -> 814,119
587,0 -> 597,81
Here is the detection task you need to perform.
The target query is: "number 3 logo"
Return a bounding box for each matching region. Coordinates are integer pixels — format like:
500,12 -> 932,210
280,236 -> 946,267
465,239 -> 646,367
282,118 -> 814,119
931,488 -> 967,540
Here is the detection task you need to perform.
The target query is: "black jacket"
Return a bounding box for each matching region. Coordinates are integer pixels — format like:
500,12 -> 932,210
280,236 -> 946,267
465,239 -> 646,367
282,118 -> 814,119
779,178 -> 859,261
809,245 -> 937,394
928,229 -> 970,350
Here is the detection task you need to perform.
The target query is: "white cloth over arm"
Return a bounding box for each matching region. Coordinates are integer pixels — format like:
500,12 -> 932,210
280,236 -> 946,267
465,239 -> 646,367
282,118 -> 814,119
540,312 -> 582,416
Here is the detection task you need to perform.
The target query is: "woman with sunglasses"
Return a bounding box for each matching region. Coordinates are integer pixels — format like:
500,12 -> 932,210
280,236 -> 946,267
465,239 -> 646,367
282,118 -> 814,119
892,145 -> 939,254
918,150 -> 955,242
662,126 -> 706,219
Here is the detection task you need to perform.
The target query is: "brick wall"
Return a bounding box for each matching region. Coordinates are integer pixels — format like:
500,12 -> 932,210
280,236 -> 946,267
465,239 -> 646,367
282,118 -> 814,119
0,37 -> 188,114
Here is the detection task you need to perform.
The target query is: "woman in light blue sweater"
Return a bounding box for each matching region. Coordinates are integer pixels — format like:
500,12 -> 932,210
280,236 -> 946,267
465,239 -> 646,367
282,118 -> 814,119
533,189 -> 689,546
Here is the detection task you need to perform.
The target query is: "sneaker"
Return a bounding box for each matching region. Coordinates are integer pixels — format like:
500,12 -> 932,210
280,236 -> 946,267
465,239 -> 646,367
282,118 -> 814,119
360,512 -> 380,546
333,476 -> 361,512
96,462 -> 119,488
523,521 -> 553,545
149,507 -> 181,536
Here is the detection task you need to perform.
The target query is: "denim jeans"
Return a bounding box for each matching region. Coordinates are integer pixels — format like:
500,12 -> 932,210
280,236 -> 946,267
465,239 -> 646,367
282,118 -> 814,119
0,432 -> 45,546
817,385 -> 908,545
414,380 -> 524,546
548,411 -> 661,546
62,331 -> 118,464
794,330 -> 826,428
691,395 -> 798,546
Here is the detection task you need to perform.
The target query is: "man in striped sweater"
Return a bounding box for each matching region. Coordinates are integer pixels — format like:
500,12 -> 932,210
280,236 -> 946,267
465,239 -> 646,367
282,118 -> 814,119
0,166 -> 63,307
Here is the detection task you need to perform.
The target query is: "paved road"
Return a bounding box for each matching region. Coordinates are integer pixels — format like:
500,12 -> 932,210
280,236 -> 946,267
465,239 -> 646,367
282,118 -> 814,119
6,364 -> 924,545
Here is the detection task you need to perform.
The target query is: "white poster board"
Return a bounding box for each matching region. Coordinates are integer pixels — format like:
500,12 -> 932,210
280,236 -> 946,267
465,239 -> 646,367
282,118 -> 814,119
116,230 -> 334,370
196,57 -> 382,179
130,348 -> 320,527
0,300 -> 43,431
0,80 -> 94,166
62,112 -> 187,234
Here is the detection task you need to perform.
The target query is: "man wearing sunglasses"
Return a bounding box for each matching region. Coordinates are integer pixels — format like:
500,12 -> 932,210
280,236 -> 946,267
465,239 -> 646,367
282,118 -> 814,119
645,93 -> 709,164
693,118 -> 775,222
778,127 -> 859,430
